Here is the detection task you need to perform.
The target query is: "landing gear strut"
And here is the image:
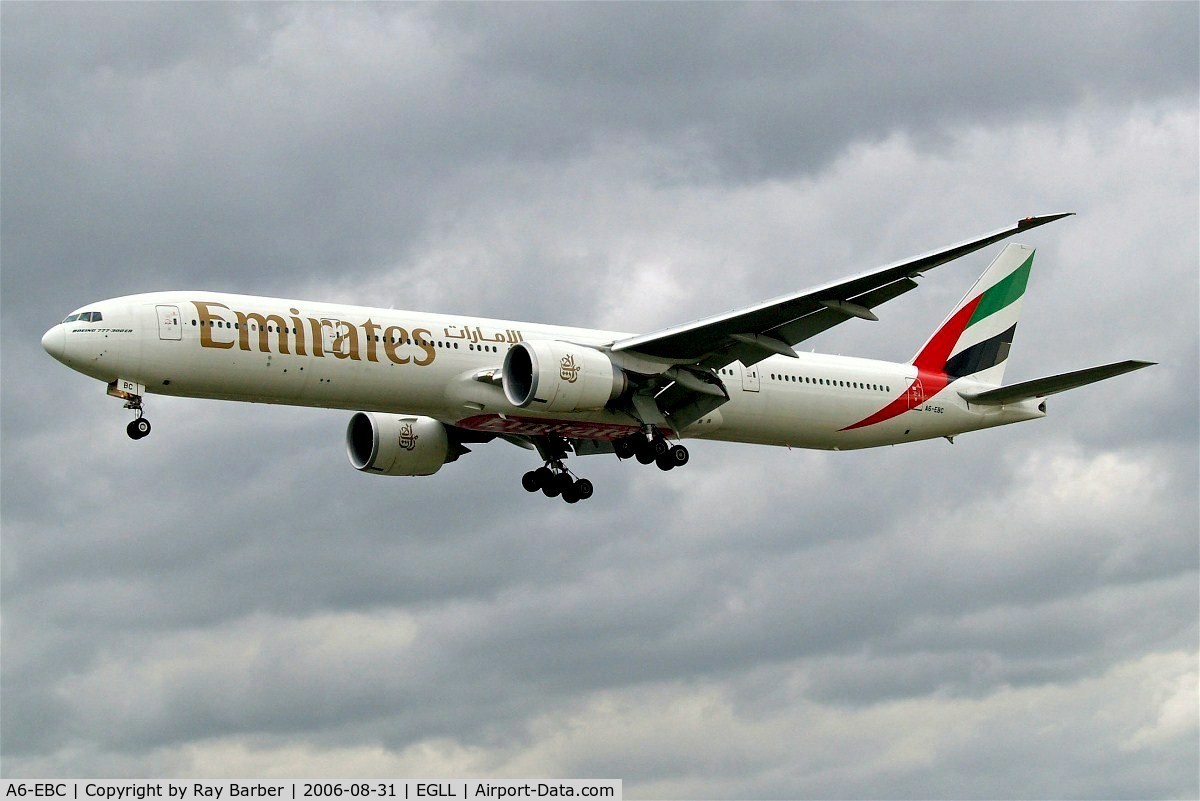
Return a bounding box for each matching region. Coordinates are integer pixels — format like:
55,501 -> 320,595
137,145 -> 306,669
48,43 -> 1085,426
521,460 -> 594,504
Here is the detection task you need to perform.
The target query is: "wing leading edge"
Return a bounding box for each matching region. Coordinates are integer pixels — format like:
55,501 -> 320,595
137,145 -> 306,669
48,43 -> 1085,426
610,213 -> 1074,369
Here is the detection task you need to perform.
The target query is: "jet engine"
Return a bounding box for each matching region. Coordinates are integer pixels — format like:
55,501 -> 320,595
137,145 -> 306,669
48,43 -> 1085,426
346,412 -> 451,476
502,340 -> 627,412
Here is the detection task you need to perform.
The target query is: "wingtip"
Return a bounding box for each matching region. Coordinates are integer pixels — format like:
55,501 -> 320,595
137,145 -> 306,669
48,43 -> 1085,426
1017,212 -> 1075,230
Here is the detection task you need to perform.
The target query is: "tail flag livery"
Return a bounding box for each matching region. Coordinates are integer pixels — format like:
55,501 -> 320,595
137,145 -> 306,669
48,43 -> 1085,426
842,244 -> 1035,431
845,242 -> 1153,431
911,242 -> 1033,386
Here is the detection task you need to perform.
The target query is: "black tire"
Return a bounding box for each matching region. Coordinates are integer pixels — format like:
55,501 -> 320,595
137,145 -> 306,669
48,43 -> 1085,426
669,444 -> 689,467
521,470 -> 541,492
562,485 -> 580,504
635,444 -> 656,464
127,418 -> 151,440
542,481 -> 561,498
652,437 -> 669,457
613,437 -> 637,460
656,453 -> 675,471
557,472 -> 575,493
574,478 -> 594,500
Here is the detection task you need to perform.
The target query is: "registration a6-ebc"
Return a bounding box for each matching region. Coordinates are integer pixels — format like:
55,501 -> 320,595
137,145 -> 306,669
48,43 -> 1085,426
6,786 -> 68,798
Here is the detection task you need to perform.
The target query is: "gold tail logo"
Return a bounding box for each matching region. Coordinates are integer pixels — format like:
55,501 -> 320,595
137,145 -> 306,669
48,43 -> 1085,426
559,353 -> 581,383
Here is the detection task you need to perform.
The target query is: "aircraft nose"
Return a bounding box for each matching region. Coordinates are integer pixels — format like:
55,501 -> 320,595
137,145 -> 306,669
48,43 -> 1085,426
42,325 -> 67,362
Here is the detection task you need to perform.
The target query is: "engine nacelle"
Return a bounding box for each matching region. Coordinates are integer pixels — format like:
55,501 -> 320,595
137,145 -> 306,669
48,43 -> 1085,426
502,340 -> 627,412
346,412 -> 451,476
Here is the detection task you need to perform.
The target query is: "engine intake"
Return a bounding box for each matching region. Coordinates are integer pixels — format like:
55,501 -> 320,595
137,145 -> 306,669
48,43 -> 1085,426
346,413 -> 451,476
502,341 -> 627,413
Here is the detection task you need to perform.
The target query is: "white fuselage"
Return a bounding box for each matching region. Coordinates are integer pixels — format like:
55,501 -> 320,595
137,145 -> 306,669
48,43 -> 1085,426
42,291 -> 1045,452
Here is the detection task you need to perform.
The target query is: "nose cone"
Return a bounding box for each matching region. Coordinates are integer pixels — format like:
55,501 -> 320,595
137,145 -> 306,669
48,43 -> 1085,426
42,325 -> 67,363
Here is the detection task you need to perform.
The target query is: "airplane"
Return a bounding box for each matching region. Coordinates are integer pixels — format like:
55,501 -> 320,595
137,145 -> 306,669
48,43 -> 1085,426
42,213 -> 1152,504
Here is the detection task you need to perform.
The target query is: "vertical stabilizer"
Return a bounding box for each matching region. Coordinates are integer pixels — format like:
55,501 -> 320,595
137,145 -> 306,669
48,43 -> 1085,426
910,242 -> 1034,387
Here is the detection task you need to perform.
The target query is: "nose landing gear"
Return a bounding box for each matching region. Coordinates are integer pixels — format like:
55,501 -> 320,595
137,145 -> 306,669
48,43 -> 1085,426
126,413 -> 151,440
108,379 -> 151,440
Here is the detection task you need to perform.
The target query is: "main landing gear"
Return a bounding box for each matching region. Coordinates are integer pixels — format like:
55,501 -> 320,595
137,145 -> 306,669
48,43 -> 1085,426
614,429 -> 689,471
518,429 -> 685,504
522,461 -> 595,504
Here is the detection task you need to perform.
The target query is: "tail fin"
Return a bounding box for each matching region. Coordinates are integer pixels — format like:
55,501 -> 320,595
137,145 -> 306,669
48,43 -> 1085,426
911,242 -> 1034,386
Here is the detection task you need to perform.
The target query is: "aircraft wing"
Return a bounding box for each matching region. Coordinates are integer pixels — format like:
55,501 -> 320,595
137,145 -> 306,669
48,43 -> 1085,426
610,213 -> 1074,370
958,360 -> 1155,406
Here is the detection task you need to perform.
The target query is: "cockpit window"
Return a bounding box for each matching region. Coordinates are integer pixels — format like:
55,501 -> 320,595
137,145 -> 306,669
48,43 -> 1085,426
63,311 -> 103,323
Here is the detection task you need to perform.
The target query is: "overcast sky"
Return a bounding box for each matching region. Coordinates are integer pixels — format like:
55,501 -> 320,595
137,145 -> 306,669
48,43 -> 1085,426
2,3 -> 1197,797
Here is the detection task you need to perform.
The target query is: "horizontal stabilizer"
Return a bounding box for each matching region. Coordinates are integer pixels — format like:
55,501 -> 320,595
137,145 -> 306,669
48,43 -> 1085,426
959,360 -> 1155,405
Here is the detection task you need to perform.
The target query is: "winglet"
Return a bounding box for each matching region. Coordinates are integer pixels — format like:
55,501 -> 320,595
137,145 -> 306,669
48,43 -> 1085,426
1017,212 -> 1075,231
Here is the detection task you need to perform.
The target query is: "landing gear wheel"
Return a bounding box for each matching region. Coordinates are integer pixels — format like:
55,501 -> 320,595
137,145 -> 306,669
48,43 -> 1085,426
668,444 -> 689,467
573,478 -> 594,500
656,452 -> 675,471
562,484 -> 581,503
651,437 -> 669,457
614,437 -> 638,460
521,470 -> 541,493
127,418 -> 151,440
635,444 -> 657,464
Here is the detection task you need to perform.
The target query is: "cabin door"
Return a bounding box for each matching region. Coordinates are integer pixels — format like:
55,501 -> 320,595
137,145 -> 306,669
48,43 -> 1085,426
156,305 -> 182,340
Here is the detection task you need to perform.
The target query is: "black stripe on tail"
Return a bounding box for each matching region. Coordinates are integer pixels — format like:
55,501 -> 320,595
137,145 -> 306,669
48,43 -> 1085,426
944,323 -> 1017,378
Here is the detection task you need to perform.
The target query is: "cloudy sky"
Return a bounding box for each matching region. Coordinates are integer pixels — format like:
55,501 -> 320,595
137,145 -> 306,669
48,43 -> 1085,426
2,3 -> 1197,797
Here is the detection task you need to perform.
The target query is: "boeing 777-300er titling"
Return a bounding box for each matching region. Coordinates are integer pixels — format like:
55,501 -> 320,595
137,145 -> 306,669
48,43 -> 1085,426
43,214 -> 1152,503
